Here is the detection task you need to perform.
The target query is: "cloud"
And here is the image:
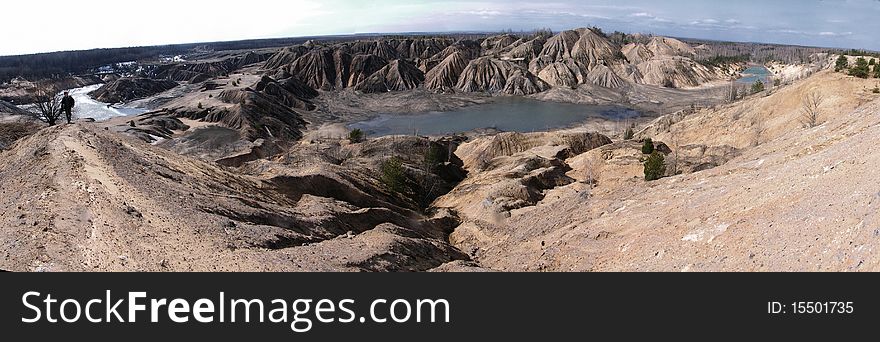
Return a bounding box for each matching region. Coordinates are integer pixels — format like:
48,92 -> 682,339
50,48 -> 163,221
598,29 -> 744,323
628,11 -> 671,23
819,31 -> 853,37
463,10 -> 503,17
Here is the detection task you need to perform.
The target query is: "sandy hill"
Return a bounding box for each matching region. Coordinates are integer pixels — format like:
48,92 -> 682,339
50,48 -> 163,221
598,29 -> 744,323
0,124 -> 469,271
260,29 -> 731,97
434,70 -> 880,271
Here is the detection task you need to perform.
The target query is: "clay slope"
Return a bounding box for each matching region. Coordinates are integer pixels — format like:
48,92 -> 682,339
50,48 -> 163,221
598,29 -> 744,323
438,71 -> 880,272
456,57 -> 549,95
503,37 -> 546,60
264,45 -> 311,70
153,52 -> 270,83
252,75 -> 319,111
89,78 -> 178,103
528,28 -> 628,89
355,60 -> 425,93
646,36 -> 696,57
637,70 -> 875,150
201,87 -> 308,140
424,52 -> 469,92
394,38 -> 453,59
259,29 -> 726,97
636,56 -> 721,88
0,124 -> 468,272
622,43 -> 652,64
347,54 -> 389,88
276,49 -> 349,91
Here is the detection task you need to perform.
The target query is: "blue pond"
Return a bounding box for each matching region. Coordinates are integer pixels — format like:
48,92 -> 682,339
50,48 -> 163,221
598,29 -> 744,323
737,65 -> 772,84
349,98 -> 643,137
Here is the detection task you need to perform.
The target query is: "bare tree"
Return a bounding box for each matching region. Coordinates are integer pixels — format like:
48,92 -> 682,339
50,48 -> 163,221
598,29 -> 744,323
800,92 -> 823,128
27,85 -> 62,126
669,130 -> 680,175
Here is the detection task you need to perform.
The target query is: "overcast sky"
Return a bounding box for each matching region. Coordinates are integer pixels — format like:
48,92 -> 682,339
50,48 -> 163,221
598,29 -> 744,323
3,0 -> 879,56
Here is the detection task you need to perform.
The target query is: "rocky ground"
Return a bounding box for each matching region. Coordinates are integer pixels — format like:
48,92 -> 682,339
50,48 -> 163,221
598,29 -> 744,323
0,124 -> 469,271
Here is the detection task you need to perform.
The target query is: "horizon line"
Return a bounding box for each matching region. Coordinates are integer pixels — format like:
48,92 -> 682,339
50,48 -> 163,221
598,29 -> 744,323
1,28 -> 876,58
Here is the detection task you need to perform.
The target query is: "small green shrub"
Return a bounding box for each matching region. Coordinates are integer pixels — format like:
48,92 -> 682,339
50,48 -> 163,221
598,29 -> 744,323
644,151 -> 666,181
381,157 -> 406,193
641,138 -> 655,155
623,127 -> 634,140
423,143 -> 447,170
197,102 -> 203,109
873,87 -> 880,94
835,55 -> 849,72
348,129 -> 365,143
849,57 -> 870,79
751,80 -> 765,94
773,79 -> 781,87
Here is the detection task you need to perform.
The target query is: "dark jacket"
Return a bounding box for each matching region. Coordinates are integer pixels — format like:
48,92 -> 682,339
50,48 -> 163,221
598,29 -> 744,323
61,96 -> 75,110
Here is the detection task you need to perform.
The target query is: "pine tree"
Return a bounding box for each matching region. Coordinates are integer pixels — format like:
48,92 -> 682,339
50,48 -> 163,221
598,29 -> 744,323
641,138 -> 655,154
380,157 -> 406,193
751,80 -> 765,94
835,55 -> 849,72
874,64 -> 880,78
849,57 -> 870,79
643,152 -> 666,181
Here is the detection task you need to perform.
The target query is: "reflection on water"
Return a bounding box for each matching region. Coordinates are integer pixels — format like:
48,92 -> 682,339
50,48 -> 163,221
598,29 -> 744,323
349,97 -> 643,137
65,84 -> 148,122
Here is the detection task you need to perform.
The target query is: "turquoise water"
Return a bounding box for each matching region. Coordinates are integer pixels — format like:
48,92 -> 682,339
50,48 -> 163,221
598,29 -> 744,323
349,98 -> 642,137
737,66 -> 772,84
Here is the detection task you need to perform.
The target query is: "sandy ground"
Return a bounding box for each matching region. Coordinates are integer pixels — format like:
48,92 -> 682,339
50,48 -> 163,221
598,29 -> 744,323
435,68 -> 880,272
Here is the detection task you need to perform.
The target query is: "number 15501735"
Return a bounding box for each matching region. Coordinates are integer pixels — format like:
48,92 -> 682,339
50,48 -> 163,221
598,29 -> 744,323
768,302 -> 854,314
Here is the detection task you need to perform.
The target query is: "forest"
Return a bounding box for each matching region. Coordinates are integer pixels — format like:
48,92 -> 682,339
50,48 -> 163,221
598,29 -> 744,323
0,36 -> 319,82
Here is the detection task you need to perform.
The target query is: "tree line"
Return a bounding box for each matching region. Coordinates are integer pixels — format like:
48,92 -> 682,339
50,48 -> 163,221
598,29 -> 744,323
0,37 -> 319,83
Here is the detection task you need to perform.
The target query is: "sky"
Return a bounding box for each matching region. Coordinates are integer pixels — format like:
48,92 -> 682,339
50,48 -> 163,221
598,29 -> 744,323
2,0 -> 880,56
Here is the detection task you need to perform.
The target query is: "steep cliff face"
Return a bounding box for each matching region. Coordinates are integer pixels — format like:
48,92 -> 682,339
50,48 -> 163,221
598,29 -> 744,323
257,29 -> 727,97
347,54 -> 389,88
355,60 -> 425,93
636,56 -> 720,88
264,45 -> 312,70
503,37 -> 546,60
536,61 -> 581,88
622,43 -> 652,64
456,57 -> 549,95
570,28 -> 619,70
349,40 -> 399,61
253,75 -> 318,111
646,36 -> 696,57
424,52 -> 470,92
278,49 -> 341,91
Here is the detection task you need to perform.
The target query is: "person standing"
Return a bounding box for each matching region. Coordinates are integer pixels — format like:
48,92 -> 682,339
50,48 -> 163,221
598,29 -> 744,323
61,91 -> 75,124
